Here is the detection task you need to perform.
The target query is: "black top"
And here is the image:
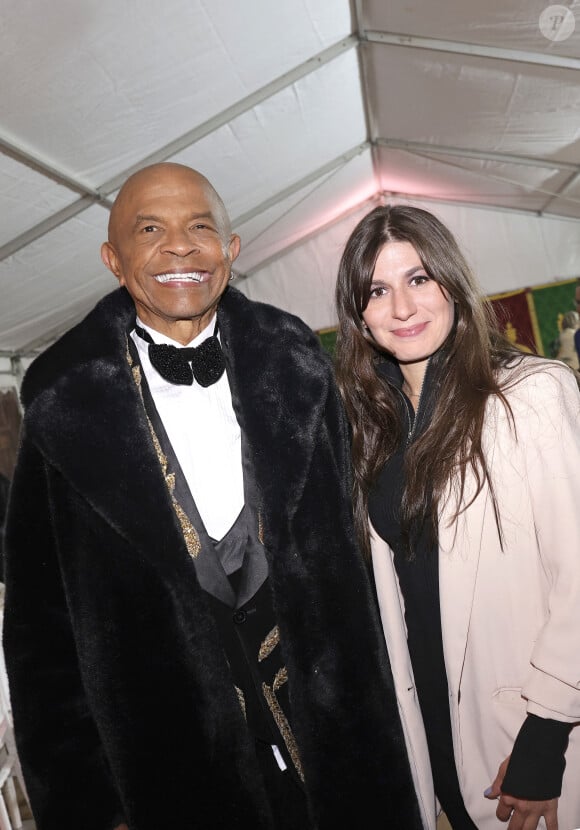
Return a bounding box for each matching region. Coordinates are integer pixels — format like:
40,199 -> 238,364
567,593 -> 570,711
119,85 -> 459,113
369,360 -> 476,829
368,357 -> 570,827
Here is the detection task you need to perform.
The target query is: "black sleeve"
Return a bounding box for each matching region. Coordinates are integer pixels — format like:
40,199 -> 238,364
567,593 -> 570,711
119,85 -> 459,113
3,433 -> 125,830
501,713 -> 572,800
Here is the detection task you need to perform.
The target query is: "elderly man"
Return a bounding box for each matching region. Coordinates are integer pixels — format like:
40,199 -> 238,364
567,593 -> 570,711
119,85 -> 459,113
3,163 -> 420,830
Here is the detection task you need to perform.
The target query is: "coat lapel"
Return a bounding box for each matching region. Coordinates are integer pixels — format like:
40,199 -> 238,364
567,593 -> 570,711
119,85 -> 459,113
438,472 -> 492,696
217,288 -> 324,541
23,290 -> 191,573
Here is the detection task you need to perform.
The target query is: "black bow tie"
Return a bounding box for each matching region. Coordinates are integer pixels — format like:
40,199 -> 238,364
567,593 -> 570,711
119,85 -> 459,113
134,323 -> 226,387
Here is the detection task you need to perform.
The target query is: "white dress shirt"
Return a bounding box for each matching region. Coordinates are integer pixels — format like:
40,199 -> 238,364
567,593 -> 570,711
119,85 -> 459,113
131,315 -> 244,541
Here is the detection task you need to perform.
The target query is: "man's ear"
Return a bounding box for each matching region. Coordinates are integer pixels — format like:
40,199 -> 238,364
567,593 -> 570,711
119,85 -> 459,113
101,241 -> 124,285
228,234 -> 241,264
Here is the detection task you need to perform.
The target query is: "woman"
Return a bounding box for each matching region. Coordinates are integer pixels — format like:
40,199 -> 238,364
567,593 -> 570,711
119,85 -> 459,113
334,205 -> 580,830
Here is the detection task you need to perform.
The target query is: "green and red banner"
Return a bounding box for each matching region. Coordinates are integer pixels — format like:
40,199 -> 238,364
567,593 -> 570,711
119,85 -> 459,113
488,289 -> 538,354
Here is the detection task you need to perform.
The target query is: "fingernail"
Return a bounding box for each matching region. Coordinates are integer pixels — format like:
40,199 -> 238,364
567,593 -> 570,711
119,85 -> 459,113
484,786 -> 493,797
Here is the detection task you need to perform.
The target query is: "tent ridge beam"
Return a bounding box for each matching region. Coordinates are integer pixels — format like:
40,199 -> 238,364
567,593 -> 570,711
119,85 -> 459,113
537,169 -> 580,214
240,188 -> 580,285
364,30 -> 580,71
379,189 -> 580,222
376,137 -> 580,172
0,195 -> 104,263
0,134 -> 109,199
352,0 -> 381,186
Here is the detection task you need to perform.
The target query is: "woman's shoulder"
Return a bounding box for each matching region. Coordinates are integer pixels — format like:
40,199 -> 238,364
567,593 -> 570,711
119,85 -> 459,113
499,355 -> 577,388
496,356 -> 580,418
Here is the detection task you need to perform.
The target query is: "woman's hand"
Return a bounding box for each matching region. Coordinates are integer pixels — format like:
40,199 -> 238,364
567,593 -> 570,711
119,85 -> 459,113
485,756 -> 559,829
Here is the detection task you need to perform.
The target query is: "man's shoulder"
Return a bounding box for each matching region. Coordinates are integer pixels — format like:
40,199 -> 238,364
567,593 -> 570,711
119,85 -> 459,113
21,288 -> 133,409
219,288 -> 334,387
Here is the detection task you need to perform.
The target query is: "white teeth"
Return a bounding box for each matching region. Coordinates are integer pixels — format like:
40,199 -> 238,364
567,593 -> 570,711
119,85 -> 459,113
153,272 -> 203,283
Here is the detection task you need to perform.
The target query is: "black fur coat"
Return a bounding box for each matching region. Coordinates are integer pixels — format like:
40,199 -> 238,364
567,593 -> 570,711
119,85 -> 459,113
3,287 -> 421,829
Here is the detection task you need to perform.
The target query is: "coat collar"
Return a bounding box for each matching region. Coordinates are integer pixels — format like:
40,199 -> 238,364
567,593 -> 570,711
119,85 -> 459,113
217,287 -> 331,536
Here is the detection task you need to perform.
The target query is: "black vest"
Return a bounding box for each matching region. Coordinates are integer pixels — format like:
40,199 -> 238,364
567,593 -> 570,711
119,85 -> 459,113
128,338 -> 304,786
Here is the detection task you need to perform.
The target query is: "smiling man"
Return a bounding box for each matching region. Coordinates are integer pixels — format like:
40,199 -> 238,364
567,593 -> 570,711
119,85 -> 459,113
3,163 -> 421,830
101,164 -> 239,344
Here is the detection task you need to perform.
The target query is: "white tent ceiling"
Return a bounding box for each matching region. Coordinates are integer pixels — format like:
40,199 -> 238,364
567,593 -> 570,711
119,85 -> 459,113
2,0 -> 580,364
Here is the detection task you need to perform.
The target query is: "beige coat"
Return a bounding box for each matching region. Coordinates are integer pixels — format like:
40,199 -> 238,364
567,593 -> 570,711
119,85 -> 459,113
371,359 -> 580,830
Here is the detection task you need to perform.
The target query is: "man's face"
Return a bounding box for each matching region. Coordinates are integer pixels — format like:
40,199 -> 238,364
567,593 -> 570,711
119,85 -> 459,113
101,165 -> 240,341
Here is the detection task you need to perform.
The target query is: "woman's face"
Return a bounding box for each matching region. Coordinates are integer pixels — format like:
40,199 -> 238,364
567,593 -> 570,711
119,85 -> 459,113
362,240 -> 455,365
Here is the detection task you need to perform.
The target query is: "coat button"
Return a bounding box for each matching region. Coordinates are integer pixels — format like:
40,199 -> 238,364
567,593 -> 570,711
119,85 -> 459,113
233,610 -> 247,624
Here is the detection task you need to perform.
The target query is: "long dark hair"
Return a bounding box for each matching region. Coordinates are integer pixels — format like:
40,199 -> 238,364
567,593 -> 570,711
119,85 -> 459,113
335,204 -> 525,557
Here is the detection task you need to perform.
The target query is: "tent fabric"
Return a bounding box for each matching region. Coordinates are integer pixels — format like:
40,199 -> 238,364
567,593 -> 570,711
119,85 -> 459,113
1,0 -> 580,363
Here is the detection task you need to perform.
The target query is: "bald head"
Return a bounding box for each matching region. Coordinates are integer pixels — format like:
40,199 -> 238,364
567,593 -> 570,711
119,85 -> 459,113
108,163 -> 232,247
100,160 -> 241,342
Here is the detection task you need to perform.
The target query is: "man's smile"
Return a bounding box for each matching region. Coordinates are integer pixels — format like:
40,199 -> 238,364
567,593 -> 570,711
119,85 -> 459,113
152,271 -> 208,284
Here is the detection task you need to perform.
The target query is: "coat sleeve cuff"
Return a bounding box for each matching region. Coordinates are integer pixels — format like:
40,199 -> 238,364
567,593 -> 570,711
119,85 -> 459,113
501,714 -> 572,800
523,669 -> 580,722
